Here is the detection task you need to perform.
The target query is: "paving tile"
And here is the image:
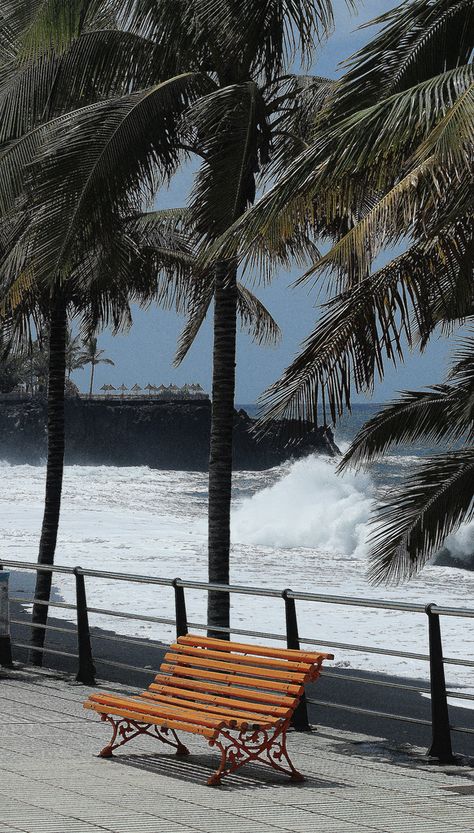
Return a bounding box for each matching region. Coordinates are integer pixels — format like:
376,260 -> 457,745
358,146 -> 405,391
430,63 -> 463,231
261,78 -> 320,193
1,667 -> 474,833
0,825 -> 31,833
233,807 -> 381,832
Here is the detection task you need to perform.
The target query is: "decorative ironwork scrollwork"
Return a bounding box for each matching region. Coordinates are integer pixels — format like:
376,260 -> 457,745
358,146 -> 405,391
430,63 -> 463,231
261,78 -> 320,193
98,715 -> 189,758
208,720 -> 304,785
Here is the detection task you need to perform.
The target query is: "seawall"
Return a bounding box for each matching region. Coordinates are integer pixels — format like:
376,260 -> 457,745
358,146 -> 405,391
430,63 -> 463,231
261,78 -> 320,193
0,396 -> 338,470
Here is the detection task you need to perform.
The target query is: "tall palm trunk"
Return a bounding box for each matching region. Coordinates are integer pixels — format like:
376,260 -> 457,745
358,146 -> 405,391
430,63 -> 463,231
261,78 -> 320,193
30,292 -> 67,666
207,262 -> 238,638
89,361 -> 95,397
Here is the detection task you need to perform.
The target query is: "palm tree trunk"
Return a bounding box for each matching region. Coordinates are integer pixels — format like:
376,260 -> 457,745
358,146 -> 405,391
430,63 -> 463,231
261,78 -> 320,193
207,262 -> 238,638
30,293 -> 67,666
89,362 -> 95,397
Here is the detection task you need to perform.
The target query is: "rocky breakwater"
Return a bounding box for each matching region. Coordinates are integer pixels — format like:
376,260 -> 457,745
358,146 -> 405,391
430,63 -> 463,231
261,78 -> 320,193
0,396 -> 339,470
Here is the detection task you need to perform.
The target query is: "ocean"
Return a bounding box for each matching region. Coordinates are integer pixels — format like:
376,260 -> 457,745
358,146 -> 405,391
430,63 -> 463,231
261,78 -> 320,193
2,403 -> 473,699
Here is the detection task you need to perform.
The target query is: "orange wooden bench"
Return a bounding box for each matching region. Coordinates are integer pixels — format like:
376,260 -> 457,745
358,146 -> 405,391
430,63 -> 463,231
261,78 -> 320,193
83,634 -> 333,785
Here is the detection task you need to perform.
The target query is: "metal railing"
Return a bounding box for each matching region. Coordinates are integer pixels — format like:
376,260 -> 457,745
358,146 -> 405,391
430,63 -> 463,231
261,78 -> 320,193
1,558 -> 473,764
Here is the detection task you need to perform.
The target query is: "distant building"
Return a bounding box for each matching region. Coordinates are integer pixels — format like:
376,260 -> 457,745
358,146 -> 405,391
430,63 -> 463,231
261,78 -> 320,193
87,383 -> 208,401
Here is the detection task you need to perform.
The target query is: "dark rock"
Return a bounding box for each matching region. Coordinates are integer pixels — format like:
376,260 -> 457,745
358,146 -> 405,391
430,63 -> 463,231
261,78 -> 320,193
0,396 -> 339,470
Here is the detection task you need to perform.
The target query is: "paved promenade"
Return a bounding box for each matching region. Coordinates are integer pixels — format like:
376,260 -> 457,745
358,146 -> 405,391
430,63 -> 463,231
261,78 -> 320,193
1,666 -> 474,833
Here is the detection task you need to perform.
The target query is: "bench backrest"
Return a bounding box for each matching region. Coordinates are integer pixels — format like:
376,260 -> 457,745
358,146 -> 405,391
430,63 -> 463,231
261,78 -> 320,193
148,634 -> 333,719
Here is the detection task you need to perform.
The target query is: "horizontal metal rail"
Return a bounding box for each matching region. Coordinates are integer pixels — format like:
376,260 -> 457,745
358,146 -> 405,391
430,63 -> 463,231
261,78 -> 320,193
90,631 -> 168,649
301,635 -> 430,662
186,621 -> 473,667
11,642 -> 78,660
306,698 -> 432,726
188,620 -> 287,641
446,690 -> 474,702
87,606 -> 175,627
11,595 -> 77,612
3,559 -> 474,618
10,619 -> 74,635
94,656 -> 161,675
3,561 -> 74,575
320,669 -> 432,695
451,725 -> 474,735
429,606 -> 474,619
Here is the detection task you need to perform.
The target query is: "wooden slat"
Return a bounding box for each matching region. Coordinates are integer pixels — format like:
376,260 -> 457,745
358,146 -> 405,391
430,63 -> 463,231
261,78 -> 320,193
84,701 -> 217,739
87,692 -> 265,731
177,634 -> 334,663
149,676 -> 297,708
171,643 -> 314,674
163,651 -> 309,683
147,682 -> 292,717
160,663 -> 303,695
140,691 -> 281,725
88,693 -> 224,729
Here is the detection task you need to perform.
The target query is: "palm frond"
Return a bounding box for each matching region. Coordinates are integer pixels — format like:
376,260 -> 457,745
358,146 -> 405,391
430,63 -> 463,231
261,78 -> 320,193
0,120 -> 53,215
0,214 -> 36,319
46,28 -> 164,114
236,283 -> 281,346
66,213 -> 203,329
339,385 -> 473,472
189,81 -> 266,241
449,332 -> 474,388
263,73 -> 336,180
302,155 -> 437,287
2,0 -> 103,61
107,0 -> 342,82
28,73 -> 206,292
174,275 -> 281,365
258,214 -> 474,424
174,283 -> 213,366
214,63 -> 474,262
128,208 -> 194,255
0,16 -> 18,65
413,79 -> 474,171
0,28 -> 167,143
335,0 -> 474,113
0,51 -> 60,140
240,221 -> 321,286
368,447 -> 474,583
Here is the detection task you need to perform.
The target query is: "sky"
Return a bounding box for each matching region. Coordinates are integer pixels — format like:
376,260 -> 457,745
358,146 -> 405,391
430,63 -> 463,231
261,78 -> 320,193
73,1 -> 461,405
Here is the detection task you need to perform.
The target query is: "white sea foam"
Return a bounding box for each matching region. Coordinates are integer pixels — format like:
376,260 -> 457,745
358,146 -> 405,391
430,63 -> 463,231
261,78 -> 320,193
232,455 -> 374,554
443,520 -> 474,563
1,458 -> 474,693
334,438 -> 351,454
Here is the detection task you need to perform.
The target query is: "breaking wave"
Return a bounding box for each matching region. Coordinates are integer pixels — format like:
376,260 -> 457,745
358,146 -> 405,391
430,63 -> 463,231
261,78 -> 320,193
232,455 -> 374,555
232,454 -> 474,566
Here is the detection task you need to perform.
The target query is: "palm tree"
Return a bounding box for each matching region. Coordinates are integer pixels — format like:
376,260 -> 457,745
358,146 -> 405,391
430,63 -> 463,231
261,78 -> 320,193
0,339 -> 27,393
211,0 -> 473,581
79,336 -> 114,397
1,213 -> 210,664
65,328 -> 86,380
31,338 -> 50,394
1,0 -> 345,636
0,2 -> 212,662
106,1 -> 345,635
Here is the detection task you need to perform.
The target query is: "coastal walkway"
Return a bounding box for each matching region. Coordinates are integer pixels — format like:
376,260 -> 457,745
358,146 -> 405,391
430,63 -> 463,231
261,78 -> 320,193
1,666 -> 474,833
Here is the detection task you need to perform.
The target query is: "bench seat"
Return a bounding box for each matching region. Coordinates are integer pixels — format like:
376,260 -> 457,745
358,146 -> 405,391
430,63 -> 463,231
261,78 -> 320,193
84,633 -> 333,785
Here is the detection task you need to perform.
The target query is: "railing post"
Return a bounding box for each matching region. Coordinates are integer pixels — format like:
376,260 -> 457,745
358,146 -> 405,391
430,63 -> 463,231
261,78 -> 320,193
172,578 -> 188,638
74,568 -> 96,685
282,589 -> 310,731
425,603 -> 455,763
0,567 -> 13,668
